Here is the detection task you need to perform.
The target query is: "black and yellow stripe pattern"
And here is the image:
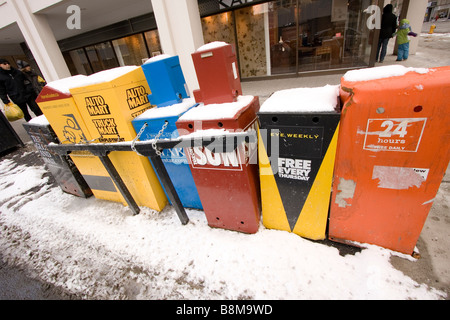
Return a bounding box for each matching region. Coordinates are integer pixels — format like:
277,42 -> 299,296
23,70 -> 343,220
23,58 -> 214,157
258,113 -> 340,240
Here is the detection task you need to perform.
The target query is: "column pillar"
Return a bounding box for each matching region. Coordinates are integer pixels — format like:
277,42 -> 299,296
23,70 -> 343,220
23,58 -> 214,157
151,0 -> 204,93
10,0 -> 71,82
397,0 -> 428,55
404,0 -> 427,55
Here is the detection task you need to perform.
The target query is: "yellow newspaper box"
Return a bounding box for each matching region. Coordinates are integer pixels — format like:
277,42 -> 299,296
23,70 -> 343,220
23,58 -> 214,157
69,66 -> 167,211
36,76 -> 123,204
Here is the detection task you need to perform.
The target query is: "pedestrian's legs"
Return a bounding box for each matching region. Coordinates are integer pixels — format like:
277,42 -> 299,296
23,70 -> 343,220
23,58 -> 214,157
376,38 -> 382,61
402,42 -> 410,60
397,43 -> 405,61
26,96 -> 43,118
16,102 -> 32,122
379,38 -> 390,62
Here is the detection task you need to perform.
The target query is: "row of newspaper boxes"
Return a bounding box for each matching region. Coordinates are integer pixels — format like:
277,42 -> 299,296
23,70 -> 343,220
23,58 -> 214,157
25,42 -> 450,256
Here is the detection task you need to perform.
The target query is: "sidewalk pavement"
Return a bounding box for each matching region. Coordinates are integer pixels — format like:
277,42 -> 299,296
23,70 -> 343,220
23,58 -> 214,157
422,19 -> 450,33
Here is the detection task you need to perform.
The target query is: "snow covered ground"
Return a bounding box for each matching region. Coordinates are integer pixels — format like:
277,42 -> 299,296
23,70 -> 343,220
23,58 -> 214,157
0,145 -> 446,300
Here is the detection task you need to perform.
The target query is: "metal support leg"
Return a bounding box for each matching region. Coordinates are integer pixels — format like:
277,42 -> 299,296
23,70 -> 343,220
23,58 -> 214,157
150,154 -> 189,225
47,132 -> 256,223
98,154 -> 140,216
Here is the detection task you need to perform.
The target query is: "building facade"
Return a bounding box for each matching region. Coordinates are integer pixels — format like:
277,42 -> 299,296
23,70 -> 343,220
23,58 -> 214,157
425,0 -> 450,21
0,0 -> 428,94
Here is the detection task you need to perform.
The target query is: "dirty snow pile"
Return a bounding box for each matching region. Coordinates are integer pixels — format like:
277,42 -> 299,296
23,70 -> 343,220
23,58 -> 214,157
0,150 -> 446,300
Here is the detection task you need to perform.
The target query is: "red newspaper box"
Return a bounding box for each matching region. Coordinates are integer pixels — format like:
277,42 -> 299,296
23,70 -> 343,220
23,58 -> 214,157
329,65 -> 450,255
192,42 -> 242,105
176,95 -> 261,233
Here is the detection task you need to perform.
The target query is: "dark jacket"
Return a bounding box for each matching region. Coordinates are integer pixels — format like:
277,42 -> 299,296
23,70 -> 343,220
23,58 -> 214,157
0,67 -> 35,104
23,69 -> 46,96
380,4 -> 398,39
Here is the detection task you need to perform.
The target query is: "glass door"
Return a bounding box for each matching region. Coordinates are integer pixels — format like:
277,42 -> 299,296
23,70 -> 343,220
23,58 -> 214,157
112,34 -> 149,66
268,0 -> 298,75
85,42 -> 119,73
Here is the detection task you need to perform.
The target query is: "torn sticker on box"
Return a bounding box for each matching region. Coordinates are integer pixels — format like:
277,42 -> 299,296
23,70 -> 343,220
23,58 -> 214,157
372,166 -> 429,190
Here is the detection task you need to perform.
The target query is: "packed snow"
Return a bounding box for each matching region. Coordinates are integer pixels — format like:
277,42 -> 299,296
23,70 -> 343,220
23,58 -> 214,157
343,65 -> 430,82
143,54 -> 174,64
136,98 -> 197,120
259,85 -> 340,113
45,66 -> 140,94
45,75 -> 88,95
27,114 -> 50,126
0,149 -> 446,300
179,96 -> 255,121
69,66 -> 140,88
196,41 -> 229,52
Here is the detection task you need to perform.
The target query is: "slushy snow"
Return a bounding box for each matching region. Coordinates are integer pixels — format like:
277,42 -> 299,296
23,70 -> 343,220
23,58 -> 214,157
0,149 -> 446,300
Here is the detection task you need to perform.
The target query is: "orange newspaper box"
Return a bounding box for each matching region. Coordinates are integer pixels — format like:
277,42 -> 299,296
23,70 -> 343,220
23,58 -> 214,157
329,65 -> 450,255
192,42 -> 242,105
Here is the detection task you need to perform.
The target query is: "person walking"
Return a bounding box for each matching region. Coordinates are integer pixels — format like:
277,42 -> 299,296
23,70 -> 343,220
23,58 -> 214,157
0,58 -> 43,122
395,19 -> 418,61
17,60 -> 46,96
376,4 -> 398,63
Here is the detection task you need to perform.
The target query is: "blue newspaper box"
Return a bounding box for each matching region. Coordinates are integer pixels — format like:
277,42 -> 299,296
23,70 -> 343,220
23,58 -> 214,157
141,55 -> 190,108
132,98 -> 203,209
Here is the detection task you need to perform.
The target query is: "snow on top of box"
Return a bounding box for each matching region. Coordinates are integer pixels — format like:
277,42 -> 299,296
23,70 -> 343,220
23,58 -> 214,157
46,75 -> 88,94
178,95 -> 254,121
28,114 -> 49,125
343,65 -> 429,82
143,54 -> 174,64
259,85 -> 339,113
196,41 -> 229,52
67,66 -> 140,88
47,67 -> 140,94
82,66 -> 140,85
135,98 -> 197,120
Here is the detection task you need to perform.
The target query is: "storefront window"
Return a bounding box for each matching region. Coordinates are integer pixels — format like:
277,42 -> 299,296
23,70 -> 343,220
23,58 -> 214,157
297,0 -> 345,72
64,30 -> 163,76
144,30 -> 163,57
200,0 -> 377,78
345,0 -> 376,68
112,34 -> 149,66
64,49 -> 93,75
202,11 -> 236,47
86,42 -> 119,73
235,5 -> 270,77
267,0 -> 297,75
